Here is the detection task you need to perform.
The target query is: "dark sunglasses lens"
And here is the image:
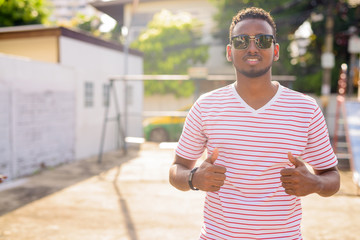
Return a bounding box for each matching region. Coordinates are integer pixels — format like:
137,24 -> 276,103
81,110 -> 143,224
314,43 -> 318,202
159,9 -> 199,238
257,35 -> 273,49
233,36 -> 248,49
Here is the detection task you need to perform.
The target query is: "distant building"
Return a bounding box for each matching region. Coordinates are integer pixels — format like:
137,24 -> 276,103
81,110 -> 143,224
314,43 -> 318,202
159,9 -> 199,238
91,0 -> 234,75
0,25 -> 143,180
48,0 -> 96,22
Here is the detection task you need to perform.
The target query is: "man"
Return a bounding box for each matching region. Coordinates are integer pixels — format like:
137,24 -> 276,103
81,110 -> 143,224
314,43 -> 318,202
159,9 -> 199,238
169,7 -> 340,239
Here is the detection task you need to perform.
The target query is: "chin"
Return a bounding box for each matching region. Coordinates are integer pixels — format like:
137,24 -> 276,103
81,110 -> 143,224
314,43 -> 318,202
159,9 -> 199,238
239,67 -> 271,78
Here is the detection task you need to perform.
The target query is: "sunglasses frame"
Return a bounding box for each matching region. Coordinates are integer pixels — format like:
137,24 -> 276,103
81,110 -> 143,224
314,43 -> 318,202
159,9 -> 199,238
231,34 -> 276,50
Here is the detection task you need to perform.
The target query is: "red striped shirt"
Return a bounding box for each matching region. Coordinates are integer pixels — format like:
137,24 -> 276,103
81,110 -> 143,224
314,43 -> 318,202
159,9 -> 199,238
176,83 -> 337,239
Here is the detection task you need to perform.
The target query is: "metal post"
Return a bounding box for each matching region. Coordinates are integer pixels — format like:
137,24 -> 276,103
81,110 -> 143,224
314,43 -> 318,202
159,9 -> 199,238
321,0 -> 335,116
111,78 -> 126,155
98,80 -> 113,163
122,27 -> 129,155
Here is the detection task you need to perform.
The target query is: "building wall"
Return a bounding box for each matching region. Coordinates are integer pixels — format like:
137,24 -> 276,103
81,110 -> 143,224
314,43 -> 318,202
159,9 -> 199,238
59,36 -> 144,159
0,26 -> 144,181
0,78 -> 11,180
49,0 -> 95,22
0,36 -> 59,63
0,54 -> 75,180
124,0 -> 215,38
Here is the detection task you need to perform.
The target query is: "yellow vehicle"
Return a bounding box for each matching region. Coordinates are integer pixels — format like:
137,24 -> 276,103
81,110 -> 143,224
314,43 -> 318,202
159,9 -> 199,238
143,105 -> 191,142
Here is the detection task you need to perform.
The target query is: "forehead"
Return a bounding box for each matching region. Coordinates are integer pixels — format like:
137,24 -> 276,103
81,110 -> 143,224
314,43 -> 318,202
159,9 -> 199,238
232,19 -> 273,36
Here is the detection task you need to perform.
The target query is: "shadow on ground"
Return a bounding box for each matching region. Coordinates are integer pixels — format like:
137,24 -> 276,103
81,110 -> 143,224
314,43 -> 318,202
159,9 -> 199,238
0,148 -> 139,216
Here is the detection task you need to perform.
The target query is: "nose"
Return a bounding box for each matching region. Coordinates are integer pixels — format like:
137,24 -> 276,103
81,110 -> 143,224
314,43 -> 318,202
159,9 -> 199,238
247,39 -> 258,53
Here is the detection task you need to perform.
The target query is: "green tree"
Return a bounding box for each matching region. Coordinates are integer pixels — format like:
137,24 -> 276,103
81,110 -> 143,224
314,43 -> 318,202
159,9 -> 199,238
65,13 -> 103,37
130,10 -> 209,97
210,0 -> 360,94
57,12 -> 122,44
0,0 -> 51,27
294,2 -> 360,94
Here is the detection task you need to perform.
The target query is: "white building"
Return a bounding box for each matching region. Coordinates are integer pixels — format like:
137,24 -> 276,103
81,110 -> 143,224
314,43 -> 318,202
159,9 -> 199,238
0,25 -> 143,180
91,0 -> 234,75
48,0 -> 96,22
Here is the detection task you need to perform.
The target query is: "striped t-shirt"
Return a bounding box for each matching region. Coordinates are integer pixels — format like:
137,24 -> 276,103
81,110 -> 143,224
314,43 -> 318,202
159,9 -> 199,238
175,83 -> 338,240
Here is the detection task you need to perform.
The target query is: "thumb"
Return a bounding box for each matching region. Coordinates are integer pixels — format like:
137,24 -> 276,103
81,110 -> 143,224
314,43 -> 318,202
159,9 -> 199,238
287,152 -> 303,167
205,148 -> 219,165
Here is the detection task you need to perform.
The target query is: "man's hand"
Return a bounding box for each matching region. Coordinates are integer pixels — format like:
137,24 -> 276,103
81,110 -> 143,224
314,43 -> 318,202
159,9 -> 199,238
192,148 -> 226,192
280,152 -> 320,196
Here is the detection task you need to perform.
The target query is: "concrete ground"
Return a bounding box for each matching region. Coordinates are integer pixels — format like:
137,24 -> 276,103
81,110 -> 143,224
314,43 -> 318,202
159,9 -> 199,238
0,143 -> 360,240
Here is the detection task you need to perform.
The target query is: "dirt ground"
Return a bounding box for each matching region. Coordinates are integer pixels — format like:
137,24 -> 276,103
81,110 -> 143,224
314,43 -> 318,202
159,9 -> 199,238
0,143 -> 359,240
301,170 -> 360,240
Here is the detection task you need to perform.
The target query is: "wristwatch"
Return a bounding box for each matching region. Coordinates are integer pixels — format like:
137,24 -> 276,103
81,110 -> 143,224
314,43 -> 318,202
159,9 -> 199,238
188,167 -> 199,191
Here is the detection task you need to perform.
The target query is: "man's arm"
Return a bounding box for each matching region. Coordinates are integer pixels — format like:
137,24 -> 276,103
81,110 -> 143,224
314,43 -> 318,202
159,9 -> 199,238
280,152 -> 340,197
313,167 -> 340,197
169,148 -> 226,192
169,155 -> 197,191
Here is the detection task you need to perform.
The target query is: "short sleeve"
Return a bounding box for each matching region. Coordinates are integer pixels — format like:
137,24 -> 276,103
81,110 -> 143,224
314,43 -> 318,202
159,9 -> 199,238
175,101 -> 207,160
301,106 -> 338,170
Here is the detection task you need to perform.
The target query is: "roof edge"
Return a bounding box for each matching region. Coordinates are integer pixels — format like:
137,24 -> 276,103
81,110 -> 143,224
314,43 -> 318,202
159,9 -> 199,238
0,25 -> 143,57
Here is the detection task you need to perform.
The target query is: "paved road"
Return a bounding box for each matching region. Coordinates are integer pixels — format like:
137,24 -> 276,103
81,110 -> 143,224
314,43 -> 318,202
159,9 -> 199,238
0,143 -> 359,240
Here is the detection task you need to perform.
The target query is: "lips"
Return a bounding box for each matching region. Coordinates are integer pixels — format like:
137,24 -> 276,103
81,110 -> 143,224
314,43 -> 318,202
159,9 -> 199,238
244,56 -> 261,65
246,58 -> 259,64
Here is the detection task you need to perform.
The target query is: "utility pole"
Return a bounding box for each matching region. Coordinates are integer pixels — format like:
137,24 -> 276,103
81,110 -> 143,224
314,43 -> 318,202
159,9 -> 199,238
321,0 -> 335,117
121,0 -> 139,155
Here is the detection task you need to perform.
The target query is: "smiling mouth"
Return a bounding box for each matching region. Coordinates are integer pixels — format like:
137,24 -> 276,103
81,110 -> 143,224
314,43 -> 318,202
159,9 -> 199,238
243,55 -> 261,64
245,58 -> 260,65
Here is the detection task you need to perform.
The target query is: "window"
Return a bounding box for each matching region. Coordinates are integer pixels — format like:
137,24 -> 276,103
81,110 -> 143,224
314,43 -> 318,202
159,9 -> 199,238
84,82 -> 94,107
103,83 -> 110,107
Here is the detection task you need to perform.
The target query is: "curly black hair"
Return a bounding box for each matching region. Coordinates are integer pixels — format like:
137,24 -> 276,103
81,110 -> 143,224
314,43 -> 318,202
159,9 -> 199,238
229,7 -> 277,43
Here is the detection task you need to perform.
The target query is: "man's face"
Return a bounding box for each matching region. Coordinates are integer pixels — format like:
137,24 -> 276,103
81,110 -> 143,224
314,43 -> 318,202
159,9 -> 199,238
227,19 -> 279,78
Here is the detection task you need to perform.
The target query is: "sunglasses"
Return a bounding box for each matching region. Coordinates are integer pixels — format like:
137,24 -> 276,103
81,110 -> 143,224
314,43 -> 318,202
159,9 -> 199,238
231,34 -> 275,50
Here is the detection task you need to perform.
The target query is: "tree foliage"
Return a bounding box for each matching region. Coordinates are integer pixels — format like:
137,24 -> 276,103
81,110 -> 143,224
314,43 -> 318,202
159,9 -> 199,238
0,0 -> 51,27
295,2 -> 360,94
57,13 -> 123,45
210,0 -> 360,94
131,10 -> 209,97
59,13 -> 103,36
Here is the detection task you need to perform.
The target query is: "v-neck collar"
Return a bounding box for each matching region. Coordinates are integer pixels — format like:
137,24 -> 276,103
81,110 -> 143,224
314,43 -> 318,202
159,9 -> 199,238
231,82 -> 283,114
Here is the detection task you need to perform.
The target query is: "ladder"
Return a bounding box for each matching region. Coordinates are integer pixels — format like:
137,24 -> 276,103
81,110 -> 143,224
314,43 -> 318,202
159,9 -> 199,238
333,65 -> 351,170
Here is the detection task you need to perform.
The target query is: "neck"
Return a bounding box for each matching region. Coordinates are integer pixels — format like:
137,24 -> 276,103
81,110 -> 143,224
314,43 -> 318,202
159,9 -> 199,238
235,71 -> 274,97
234,72 -> 279,110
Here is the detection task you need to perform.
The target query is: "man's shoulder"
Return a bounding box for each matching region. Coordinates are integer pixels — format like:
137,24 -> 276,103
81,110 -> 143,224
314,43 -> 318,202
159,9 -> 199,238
280,86 -> 319,107
197,84 -> 234,103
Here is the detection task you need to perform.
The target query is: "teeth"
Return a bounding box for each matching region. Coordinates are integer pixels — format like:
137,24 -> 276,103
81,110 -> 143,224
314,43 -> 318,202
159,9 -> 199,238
246,58 -> 259,65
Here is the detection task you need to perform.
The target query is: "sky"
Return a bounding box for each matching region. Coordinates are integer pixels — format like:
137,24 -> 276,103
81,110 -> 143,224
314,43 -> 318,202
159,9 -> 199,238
99,14 -> 117,32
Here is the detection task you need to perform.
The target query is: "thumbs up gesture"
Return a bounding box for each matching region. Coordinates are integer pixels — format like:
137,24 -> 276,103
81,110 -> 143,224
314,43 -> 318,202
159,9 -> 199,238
192,148 -> 227,192
280,152 -> 319,196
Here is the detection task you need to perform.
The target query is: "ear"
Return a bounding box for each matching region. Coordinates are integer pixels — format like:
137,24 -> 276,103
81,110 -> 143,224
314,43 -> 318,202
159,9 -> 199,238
226,44 -> 232,62
273,43 -> 280,62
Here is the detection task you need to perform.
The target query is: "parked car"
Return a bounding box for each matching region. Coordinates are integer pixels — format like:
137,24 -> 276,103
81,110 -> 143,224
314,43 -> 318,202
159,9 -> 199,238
143,105 -> 191,142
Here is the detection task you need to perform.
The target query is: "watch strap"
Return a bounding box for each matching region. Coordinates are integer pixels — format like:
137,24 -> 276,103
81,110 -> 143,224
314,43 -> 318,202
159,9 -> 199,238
188,167 -> 199,191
